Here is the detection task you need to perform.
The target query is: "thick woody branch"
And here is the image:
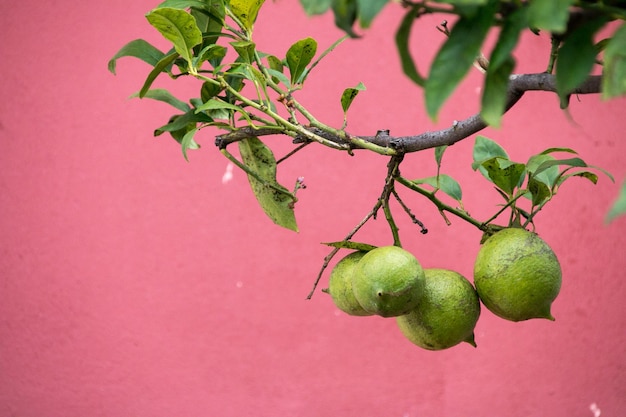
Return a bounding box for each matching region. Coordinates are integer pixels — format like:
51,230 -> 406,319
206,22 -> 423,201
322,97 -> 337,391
214,74 -> 602,153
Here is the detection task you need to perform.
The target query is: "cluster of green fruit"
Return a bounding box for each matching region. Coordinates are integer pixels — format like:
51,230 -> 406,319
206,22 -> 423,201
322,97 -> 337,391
326,228 -> 562,350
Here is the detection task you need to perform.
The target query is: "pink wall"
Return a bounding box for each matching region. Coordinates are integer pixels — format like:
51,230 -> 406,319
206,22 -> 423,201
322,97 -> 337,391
1,1 -> 625,416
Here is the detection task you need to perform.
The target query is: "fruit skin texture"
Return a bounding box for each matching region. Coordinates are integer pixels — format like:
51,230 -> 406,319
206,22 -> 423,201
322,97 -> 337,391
473,227 -> 562,322
328,251 -> 373,316
352,246 -> 425,318
397,268 -> 481,351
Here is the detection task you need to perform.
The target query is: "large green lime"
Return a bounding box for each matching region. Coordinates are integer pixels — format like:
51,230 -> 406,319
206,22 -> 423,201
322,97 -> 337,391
352,246 -> 425,317
473,227 -> 562,321
397,268 -> 480,350
328,251 -> 373,316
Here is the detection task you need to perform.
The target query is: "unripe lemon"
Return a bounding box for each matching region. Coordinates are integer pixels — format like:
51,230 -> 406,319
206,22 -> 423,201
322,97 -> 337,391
473,227 -> 562,322
397,268 -> 480,350
327,251 -> 373,316
352,246 -> 425,317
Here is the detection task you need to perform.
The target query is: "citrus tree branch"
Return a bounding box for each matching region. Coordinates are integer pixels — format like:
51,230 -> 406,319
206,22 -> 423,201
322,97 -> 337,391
214,74 -> 602,153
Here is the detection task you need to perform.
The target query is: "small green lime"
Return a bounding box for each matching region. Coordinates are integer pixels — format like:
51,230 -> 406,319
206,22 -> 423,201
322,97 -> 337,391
352,246 -> 425,318
397,268 -> 481,350
473,227 -> 562,322
327,251 -> 373,316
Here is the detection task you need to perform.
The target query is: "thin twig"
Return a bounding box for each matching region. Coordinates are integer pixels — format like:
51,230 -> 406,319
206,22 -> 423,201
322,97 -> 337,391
306,200 -> 383,299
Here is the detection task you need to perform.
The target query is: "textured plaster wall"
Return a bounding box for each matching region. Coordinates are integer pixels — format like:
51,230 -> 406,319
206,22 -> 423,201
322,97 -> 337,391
1,1 -> 625,416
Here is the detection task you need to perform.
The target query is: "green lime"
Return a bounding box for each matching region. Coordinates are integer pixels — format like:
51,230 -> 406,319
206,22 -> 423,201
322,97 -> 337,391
352,246 -> 425,317
473,227 -> 562,321
397,268 -> 481,350
327,251 -> 373,316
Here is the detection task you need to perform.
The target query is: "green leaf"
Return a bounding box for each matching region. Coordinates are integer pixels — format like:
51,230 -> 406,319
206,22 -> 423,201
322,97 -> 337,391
190,3 -> 226,47
603,22 -> 626,99
267,69 -> 291,88
130,88 -> 191,112
481,57 -> 515,127
606,179 -> 626,223
229,0 -> 265,31
480,8 -> 527,126
341,82 -> 366,113
395,6 -> 425,86
286,37 -> 317,85
139,52 -> 179,98
181,126 -> 201,160
153,110 -> 212,136
108,39 -> 165,75
539,147 -> 578,155
471,135 -> 509,175
300,0 -> 332,15
490,8 -> 527,70
425,0 -> 497,120
357,0 -> 388,28
194,44 -> 227,68
556,17 -> 607,98
527,176 -> 552,206
331,0 -> 359,37
230,40 -> 256,63
146,8 -> 202,67
439,0 -> 487,4
480,157 -> 526,196
322,241 -> 378,251
435,145 -> 447,168
195,99 -> 252,123
558,170 -> 598,186
526,154 -> 559,188
200,81 -> 224,102
157,0 -> 222,14
533,157 -> 588,176
413,174 -> 463,201
238,138 -> 298,231
527,0 -> 575,34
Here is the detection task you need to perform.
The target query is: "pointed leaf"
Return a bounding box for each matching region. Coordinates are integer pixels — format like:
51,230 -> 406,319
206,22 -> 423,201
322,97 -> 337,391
194,44 -> 227,68
322,241 -> 377,251
527,176 -> 552,206
357,0 -> 388,28
331,0 -> 359,37
139,52 -> 179,97
229,0 -> 265,31
341,82 -> 366,113
108,39 -> 165,75
181,127 -> 201,160
395,6 -> 425,86
153,110 -> 212,136
606,179 -> 626,223
556,17 -> 607,98
239,138 -> 298,231
130,88 -> 191,112
539,147 -> 578,155
489,8 -> 527,69
480,158 -> 526,196
481,56 -> 515,127
435,145 -> 447,168
300,0 -> 332,15
230,40 -> 256,63
472,135 -> 509,181
195,99 -> 252,123
603,22 -> 626,99
527,154 -> 559,188
425,0 -> 497,120
413,175 -> 463,201
146,8 -> 202,66
286,37 -> 317,85
527,0 -> 575,34
534,157 -> 588,176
